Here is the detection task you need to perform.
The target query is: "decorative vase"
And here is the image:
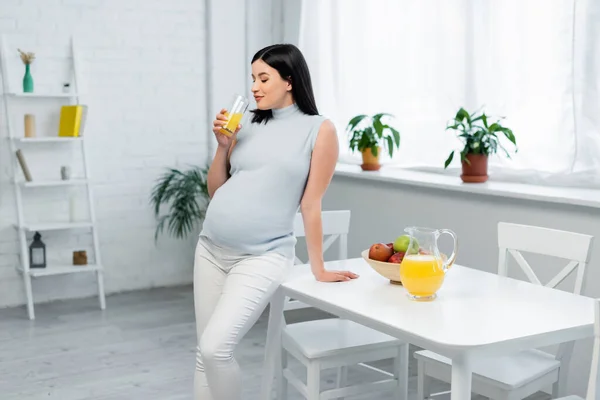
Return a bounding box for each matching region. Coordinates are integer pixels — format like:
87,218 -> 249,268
24,114 -> 36,137
361,147 -> 381,171
23,64 -> 33,93
461,154 -> 488,183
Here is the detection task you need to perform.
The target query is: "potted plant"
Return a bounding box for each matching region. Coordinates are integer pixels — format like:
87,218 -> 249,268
346,113 -> 401,171
150,165 -> 210,241
443,107 -> 517,183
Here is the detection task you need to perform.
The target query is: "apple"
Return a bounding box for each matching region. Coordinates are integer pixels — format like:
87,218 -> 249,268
388,251 -> 405,263
386,242 -> 394,249
393,235 -> 419,254
369,242 -> 394,262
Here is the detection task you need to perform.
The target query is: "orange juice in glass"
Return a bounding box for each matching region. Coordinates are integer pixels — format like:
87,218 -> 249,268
220,94 -> 249,137
399,227 -> 458,301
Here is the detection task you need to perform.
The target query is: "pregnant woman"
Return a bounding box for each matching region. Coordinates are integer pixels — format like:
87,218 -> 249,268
193,43 -> 359,399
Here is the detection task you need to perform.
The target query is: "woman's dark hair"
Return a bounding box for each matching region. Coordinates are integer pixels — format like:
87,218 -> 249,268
250,44 -> 319,124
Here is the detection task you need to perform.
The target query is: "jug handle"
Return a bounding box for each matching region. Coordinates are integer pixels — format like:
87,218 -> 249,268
440,229 -> 458,270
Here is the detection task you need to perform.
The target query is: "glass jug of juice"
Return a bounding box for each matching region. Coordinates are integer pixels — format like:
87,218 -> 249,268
399,227 -> 458,301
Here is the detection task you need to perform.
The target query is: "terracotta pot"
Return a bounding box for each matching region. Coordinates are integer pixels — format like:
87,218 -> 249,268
361,147 -> 381,171
461,154 -> 488,183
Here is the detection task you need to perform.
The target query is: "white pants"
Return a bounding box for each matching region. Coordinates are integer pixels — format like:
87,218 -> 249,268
193,235 -> 292,400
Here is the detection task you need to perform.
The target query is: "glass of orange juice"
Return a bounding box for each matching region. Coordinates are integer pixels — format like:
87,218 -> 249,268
399,227 -> 457,301
219,94 -> 249,137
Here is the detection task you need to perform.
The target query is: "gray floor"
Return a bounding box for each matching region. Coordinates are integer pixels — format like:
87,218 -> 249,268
0,286 -> 549,400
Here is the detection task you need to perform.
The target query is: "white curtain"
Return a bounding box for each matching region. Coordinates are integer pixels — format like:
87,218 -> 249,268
299,0 -> 600,188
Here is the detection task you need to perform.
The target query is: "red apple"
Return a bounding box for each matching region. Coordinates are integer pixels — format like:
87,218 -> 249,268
386,242 -> 394,250
387,251 -> 406,264
369,243 -> 394,262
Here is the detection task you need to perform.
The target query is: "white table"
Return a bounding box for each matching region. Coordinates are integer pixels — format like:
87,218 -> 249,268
260,258 -> 595,400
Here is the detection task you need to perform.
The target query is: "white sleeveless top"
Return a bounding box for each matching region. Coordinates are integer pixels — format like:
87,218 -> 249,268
200,103 -> 328,259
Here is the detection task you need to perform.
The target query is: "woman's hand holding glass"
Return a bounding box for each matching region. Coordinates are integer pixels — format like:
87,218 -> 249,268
213,94 -> 249,149
213,108 -> 241,148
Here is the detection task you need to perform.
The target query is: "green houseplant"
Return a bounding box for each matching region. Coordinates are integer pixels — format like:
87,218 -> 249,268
444,107 -> 517,183
150,165 -> 210,241
346,113 -> 401,171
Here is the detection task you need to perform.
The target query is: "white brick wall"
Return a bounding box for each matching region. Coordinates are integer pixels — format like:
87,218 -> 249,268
0,0 -> 208,309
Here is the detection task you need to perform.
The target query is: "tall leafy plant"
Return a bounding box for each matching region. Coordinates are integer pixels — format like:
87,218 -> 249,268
150,165 -> 210,241
346,113 -> 401,158
444,107 -> 517,168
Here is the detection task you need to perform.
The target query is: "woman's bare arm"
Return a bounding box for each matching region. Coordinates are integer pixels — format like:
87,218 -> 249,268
207,142 -> 235,198
300,120 -> 359,282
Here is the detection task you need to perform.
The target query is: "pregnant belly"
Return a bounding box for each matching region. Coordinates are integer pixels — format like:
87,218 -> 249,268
202,182 -> 298,248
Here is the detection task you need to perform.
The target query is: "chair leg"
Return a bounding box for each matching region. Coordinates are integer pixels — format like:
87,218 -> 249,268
278,347 -> 288,400
394,343 -> 409,400
335,366 -> 348,399
552,365 -> 569,398
306,361 -> 321,400
417,359 -> 432,400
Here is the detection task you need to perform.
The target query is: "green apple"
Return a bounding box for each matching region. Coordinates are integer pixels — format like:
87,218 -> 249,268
393,235 -> 419,254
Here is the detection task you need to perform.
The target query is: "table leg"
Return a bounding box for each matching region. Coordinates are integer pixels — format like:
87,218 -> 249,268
450,355 -> 472,400
394,343 -> 409,400
260,288 -> 285,400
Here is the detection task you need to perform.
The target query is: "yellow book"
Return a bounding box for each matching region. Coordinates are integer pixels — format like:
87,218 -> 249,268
58,105 -> 83,137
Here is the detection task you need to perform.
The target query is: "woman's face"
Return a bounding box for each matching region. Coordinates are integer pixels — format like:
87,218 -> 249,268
251,59 -> 292,110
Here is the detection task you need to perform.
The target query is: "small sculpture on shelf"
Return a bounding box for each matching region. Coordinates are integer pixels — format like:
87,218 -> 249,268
29,231 -> 46,269
61,166 -> 71,180
18,48 -> 35,93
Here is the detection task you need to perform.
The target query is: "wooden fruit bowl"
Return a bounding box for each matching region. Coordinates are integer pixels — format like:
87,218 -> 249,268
361,249 -> 403,285
361,249 -> 452,285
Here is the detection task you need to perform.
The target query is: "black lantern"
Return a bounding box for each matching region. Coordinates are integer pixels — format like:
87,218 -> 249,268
29,231 -> 46,269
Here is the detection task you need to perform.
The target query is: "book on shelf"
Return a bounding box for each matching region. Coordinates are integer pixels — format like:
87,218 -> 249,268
58,105 -> 88,137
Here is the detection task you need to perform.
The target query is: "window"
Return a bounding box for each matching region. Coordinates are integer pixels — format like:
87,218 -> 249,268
299,0 -> 600,188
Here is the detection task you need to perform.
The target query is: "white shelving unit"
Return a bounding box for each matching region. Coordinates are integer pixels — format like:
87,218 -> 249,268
20,178 -> 89,188
6,92 -> 77,98
0,34 -> 105,320
15,137 -> 83,143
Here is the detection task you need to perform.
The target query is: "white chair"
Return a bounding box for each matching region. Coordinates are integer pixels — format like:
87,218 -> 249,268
555,298 -> 600,400
278,210 -> 409,400
414,222 -> 594,400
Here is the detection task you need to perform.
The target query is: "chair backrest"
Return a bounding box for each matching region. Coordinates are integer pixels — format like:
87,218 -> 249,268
497,222 -> 594,295
586,298 -> 600,400
292,209 -> 350,264
497,222 -> 595,370
284,210 -> 351,312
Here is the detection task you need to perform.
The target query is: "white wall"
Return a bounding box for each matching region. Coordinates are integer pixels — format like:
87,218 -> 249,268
0,0 -> 208,309
0,0 -> 296,310
322,175 -> 600,396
